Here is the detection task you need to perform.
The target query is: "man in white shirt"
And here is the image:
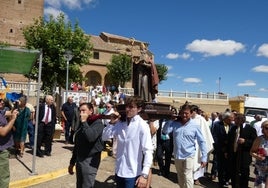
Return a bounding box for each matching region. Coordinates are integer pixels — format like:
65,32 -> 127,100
102,96 -> 153,188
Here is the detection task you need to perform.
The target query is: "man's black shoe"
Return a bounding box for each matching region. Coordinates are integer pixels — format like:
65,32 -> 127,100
37,153 -> 44,158
45,152 -> 51,156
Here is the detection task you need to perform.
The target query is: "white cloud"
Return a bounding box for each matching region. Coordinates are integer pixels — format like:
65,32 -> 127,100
166,65 -> 172,70
166,53 -> 179,59
167,73 -> 175,77
259,88 -> 268,92
45,0 -> 95,10
166,52 -> 190,60
183,77 -> 202,83
45,0 -> 61,8
237,80 -> 256,87
257,44 -> 268,58
180,53 -> 191,59
186,39 -> 245,57
252,65 -> 268,73
44,7 -> 68,20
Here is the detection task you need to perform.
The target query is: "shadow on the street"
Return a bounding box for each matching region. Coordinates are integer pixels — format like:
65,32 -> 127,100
95,175 -> 116,188
62,146 -> 74,151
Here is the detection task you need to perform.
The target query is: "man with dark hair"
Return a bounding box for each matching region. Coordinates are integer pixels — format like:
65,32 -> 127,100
68,102 -> 104,188
227,113 -> 257,188
102,96 -> 153,188
163,103 -> 207,188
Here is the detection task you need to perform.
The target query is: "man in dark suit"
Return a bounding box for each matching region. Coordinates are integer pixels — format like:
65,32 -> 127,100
212,111 -> 235,188
227,113 -> 257,188
37,95 -> 56,157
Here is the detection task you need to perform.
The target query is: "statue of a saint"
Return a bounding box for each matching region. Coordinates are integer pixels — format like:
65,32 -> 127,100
132,43 -> 159,102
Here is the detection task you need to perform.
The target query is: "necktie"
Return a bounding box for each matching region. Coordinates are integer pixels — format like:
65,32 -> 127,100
234,126 -> 240,152
45,106 -> 50,124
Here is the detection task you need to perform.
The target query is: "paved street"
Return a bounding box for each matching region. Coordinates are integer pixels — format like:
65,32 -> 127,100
9,134 -> 256,188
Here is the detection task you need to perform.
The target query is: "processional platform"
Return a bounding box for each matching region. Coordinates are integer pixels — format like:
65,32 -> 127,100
116,102 -> 174,120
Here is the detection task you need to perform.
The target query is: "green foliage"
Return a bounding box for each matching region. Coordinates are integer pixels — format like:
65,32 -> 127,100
23,13 -> 92,93
155,64 -> 168,84
106,54 -> 132,87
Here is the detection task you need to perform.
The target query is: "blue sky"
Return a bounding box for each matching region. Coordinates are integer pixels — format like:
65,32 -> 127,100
44,0 -> 268,98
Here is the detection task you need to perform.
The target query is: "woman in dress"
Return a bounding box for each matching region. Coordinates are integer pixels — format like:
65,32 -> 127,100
250,120 -> 268,188
13,96 -> 31,157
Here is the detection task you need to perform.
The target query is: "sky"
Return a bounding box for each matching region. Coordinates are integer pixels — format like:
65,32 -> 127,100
44,0 -> 268,98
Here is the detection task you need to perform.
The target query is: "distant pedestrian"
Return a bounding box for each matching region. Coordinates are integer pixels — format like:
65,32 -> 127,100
26,101 -> 35,149
13,96 -> 31,157
70,99 -> 87,144
68,102 -> 104,188
36,95 -> 56,157
61,96 -> 77,144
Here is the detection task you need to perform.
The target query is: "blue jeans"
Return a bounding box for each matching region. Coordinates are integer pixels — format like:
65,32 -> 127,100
115,174 -> 138,188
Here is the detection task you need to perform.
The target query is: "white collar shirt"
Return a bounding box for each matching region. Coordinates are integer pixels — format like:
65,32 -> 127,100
102,115 -> 153,178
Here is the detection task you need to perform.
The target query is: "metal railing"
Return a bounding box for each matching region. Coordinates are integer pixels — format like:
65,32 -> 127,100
157,90 -> 228,100
0,81 -> 228,101
118,87 -> 228,101
0,81 -> 39,95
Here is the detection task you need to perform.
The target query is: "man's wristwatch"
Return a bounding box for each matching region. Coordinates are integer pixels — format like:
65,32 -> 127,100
141,174 -> 148,179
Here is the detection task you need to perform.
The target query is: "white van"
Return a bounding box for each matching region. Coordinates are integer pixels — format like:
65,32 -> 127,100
244,97 -> 268,123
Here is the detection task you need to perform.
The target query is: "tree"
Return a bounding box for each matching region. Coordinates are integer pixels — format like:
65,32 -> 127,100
155,64 -> 168,84
23,13 -> 92,93
106,54 -> 132,87
106,54 -> 168,88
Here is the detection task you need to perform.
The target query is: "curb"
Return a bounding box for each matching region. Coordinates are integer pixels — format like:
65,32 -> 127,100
9,151 -> 108,188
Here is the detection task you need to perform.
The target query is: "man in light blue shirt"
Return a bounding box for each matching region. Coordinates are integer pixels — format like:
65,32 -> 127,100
163,103 -> 207,188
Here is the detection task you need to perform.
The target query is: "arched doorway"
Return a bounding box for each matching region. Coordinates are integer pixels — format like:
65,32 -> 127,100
85,71 -> 102,87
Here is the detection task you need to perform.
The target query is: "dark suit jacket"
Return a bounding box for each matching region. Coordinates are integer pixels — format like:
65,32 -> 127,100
38,103 -> 56,126
212,120 -> 234,153
227,123 -> 257,166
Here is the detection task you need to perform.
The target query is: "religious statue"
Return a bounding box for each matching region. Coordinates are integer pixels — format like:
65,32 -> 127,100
132,43 -> 159,102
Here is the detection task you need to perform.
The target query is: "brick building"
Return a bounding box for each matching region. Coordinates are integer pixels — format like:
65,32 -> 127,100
0,0 -> 149,88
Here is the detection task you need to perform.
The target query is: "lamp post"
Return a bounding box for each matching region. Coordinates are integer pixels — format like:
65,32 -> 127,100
64,50 -> 73,100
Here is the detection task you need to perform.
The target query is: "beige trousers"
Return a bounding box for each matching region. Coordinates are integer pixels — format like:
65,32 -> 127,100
175,156 -> 195,188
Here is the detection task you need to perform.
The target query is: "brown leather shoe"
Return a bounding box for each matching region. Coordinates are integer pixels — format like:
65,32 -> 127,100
194,179 -> 206,187
194,179 -> 202,185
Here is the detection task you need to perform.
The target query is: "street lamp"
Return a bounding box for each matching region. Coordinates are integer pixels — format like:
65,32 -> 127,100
64,50 -> 73,100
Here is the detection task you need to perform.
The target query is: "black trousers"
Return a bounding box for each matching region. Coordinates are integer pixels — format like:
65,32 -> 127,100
229,152 -> 250,188
37,122 -> 54,154
216,151 -> 229,186
156,139 -> 173,176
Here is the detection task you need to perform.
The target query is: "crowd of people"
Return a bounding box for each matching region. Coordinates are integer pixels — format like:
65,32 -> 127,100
0,94 -> 57,186
64,92 -> 268,188
1,91 -> 268,188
